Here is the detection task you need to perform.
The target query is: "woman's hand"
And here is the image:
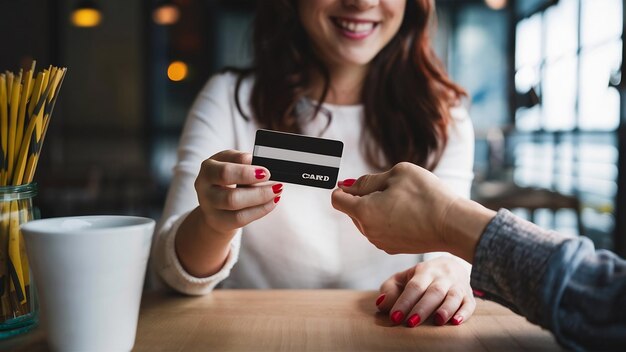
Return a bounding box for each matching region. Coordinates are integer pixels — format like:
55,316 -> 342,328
195,149 -> 283,238
175,149 -> 282,278
376,257 -> 475,326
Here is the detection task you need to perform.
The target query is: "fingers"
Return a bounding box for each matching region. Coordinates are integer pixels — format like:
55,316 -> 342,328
448,295 -> 476,326
202,150 -> 269,186
208,183 -> 283,211
212,198 -> 279,229
337,172 -> 389,196
376,268 -> 413,313
330,188 -> 361,218
429,286 -> 465,326
211,150 -> 252,164
388,275 -> 436,326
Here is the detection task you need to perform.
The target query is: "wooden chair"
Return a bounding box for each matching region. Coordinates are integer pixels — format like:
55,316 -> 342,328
474,182 -> 584,236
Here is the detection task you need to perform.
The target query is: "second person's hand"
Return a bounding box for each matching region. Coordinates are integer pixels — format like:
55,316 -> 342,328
331,162 -> 458,255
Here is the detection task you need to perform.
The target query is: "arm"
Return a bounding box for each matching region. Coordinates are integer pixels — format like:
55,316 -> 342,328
153,73 -> 279,295
331,164 -> 626,349
471,209 -> 626,351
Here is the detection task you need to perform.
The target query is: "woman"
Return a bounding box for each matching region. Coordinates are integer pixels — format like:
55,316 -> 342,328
153,0 -> 476,327
332,163 -> 626,350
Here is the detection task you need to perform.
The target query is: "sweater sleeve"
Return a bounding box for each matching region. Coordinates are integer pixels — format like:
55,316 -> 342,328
151,73 -> 244,295
470,209 -> 626,351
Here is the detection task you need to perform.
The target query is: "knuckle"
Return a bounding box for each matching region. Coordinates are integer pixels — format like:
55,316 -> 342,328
392,162 -> 412,174
412,262 -> 428,275
405,280 -> 426,293
428,283 -> 448,298
447,287 -> 464,300
200,158 -> 213,170
223,191 -> 239,210
210,150 -> 226,159
234,151 -> 248,164
356,175 -> 369,188
233,210 -> 248,227
218,164 -> 232,182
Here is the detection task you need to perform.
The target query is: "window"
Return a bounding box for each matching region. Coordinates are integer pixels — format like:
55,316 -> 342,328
513,0 -> 623,247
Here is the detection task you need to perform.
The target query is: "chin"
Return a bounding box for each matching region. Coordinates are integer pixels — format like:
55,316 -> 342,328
335,50 -> 378,67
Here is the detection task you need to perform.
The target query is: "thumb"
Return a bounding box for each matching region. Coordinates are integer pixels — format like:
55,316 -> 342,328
337,172 -> 389,196
331,188 -> 361,218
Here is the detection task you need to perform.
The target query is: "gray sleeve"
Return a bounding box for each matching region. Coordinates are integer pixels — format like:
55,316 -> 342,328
470,209 -> 626,351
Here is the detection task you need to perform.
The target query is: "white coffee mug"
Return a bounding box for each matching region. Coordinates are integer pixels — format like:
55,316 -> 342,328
21,216 -> 155,352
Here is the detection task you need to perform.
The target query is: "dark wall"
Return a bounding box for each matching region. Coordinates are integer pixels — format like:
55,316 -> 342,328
0,0 -> 54,70
1,0 -> 153,217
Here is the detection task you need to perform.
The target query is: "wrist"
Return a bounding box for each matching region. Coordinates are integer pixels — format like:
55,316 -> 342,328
193,207 -> 237,243
175,207 -> 235,278
440,198 -> 496,263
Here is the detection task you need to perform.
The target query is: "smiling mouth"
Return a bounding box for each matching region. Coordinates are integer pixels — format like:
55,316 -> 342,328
331,17 -> 380,36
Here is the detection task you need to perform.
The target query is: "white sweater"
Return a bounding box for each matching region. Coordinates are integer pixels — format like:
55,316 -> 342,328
152,73 -> 475,295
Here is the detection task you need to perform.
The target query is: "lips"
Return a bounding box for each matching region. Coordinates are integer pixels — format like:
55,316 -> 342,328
331,17 -> 379,39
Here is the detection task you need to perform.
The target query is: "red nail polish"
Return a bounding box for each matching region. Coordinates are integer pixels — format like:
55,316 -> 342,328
272,184 -> 283,194
472,289 -> 485,297
255,169 -> 266,179
341,179 -> 356,187
274,196 -> 281,204
390,311 -> 404,324
375,294 -> 386,306
406,314 -> 421,328
451,316 -> 463,325
435,313 -> 446,326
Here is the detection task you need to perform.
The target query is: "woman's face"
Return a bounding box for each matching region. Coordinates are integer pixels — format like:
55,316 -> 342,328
298,0 -> 407,69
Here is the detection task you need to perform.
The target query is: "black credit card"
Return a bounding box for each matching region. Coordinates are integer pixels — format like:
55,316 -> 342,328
251,129 -> 344,189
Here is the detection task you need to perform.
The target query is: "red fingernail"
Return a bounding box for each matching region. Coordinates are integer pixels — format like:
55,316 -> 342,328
390,311 -> 404,324
451,316 -> 463,325
272,184 -> 283,194
406,314 -> 421,328
340,179 -> 356,187
472,289 -> 485,297
274,196 -> 281,203
435,313 -> 446,326
255,169 -> 266,179
375,294 -> 386,306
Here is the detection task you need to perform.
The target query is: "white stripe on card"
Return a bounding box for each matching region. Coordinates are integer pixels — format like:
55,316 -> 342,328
253,146 -> 342,168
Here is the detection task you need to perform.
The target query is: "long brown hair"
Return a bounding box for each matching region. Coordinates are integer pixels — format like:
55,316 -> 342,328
233,0 -> 466,170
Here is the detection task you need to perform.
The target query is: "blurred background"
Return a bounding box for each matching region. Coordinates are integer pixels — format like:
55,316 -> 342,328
1,0 -> 625,256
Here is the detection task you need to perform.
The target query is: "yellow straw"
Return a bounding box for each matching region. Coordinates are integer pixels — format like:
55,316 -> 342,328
7,78 -> 21,184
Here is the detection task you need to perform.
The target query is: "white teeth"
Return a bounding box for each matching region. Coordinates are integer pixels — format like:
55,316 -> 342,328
336,19 -> 375,33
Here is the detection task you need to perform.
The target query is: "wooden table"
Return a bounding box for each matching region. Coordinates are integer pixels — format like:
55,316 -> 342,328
3,290 -> 562,351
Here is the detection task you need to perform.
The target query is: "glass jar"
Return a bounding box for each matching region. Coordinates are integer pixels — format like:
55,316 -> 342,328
0,183 -> 38,338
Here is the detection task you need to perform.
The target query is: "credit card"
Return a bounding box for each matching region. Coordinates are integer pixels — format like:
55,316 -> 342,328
251,129 -> 344,189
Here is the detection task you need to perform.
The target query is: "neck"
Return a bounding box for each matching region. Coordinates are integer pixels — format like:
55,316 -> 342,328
309,64 -> 368,105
